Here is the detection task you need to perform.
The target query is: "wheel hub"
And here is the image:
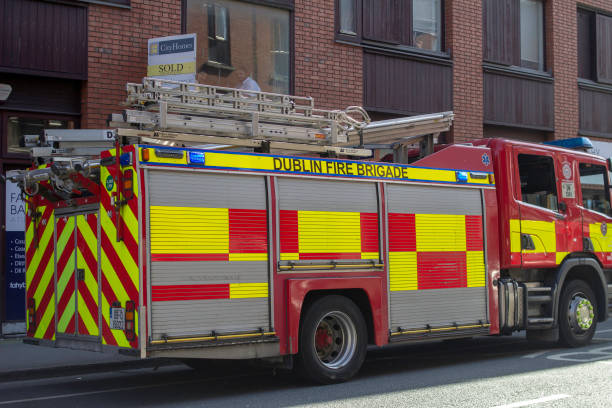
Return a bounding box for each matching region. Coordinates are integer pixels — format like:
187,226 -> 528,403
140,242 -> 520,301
569,296 -> 594,332
313,311 -> 356,369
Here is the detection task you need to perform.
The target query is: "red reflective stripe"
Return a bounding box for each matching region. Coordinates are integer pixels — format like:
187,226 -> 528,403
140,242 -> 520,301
43,318 -> 55,340
279,210 -> 299,253
229,209 -> 268,253
78,282 -> 99,334
417,251 -> 467,289
57,234 -> 75,281
388,213 -> 416,251
77,230 -> 98,280
152,284 -> 230,302
78,315 -> 89,336
465,215 -> 483,251
101,317 -> 118,346
65,314 -> 76,335
57,277 -> 75,332
26,206 -> 53,263
360,213 -> 379,253
151,253 -> 230,262
100,229 -> 138,302
299,252 -> 363,260
34,276 -> 56,339
26,238 -> 54,300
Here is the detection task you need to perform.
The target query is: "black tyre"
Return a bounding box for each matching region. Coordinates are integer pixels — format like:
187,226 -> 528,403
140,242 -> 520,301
295,295 -> 367,384
558,280 -> 598,347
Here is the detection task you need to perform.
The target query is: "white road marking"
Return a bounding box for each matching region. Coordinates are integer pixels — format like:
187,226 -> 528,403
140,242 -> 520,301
0,373 -> 251,405
522,350 -> 549,359
595,329 -> 612,334
490,394 -> 571,408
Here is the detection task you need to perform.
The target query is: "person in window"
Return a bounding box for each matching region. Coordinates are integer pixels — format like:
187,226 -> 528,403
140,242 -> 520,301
235,69 -> 261,92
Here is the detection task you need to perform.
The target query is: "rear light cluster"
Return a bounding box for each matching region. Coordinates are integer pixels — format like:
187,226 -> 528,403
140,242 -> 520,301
125,300 -> 136,341
27,298 -> 36,333
122,169 -> 134,201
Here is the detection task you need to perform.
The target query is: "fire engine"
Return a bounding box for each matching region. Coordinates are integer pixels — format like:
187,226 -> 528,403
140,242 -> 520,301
5,78 -> 611,384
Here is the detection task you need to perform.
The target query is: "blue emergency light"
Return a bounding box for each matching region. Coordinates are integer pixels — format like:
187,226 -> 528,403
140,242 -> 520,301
188,151 -> 206,165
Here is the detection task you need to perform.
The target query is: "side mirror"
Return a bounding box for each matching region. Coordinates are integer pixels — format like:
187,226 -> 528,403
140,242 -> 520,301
558,201 -> 567,212
607,157 -> 612,171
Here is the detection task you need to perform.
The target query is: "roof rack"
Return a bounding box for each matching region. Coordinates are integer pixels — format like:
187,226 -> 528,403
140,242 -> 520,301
109,77 -> 373,156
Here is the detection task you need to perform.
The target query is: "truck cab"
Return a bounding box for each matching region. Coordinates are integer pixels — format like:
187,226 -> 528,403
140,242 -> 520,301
473,138 -> 612,344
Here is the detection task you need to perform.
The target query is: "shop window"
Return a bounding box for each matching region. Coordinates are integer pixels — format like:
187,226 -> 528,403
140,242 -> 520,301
6,116 -> 74,155
518,154 -> 558,211
579,163 -> 612,216
336,0 -> 443,52
520,0 -> 544,71
186,0 -> 290,94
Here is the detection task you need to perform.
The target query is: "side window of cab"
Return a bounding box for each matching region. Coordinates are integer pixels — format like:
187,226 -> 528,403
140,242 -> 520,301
579,162 -> 612,217
517,154 -> 558,211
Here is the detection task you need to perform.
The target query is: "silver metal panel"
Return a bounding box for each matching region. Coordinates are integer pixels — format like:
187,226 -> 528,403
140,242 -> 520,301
277,177 -> 378,212
151,299 -> 269,339
390,287 -> 487,328
387,184 -> 481,215
149,171 -> 266,209
151,261 -> 268,285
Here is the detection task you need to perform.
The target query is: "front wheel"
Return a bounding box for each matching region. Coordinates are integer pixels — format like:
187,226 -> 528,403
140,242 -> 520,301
295,295 -> 367,384
558,280 -> 598,347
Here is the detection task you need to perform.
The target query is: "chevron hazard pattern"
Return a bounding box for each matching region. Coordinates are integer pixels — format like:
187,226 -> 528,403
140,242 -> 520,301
25,204 -> 56,339
76,213 -> 100,337
99,147 -> 139,348
56,216 -> 76,335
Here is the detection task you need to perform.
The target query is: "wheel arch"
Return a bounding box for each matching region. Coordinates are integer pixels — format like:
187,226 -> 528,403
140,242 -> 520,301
554,258 -> 608,323
285,277 -> 388,355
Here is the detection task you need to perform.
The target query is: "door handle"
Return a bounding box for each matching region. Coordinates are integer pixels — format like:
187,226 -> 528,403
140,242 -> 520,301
76,269 -> 85,281
521,234 -> 536,250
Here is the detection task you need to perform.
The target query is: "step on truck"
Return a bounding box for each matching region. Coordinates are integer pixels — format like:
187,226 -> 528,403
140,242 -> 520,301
6,78 -> 611,383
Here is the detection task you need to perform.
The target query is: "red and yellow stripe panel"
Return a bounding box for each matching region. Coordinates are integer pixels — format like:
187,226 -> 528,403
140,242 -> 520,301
99,147 -> 139,348
56,216 -> 76,335
509,219 -> 568,265
25,203 -> 56,339
76,213 -> 100,337
150,207 -> 268,262
151,283 -> 268,302
389,214 -> 484,290
588,222 -> 612,266
279,210 -> 379,261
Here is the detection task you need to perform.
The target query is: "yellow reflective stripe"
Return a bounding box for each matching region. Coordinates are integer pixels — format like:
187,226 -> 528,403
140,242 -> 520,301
229,283 -> 268,298
57,295 -> 75,332
415,214 -> 466,252
34,283 -> 55,339
280,253 -> 299,260
26,214 -> 54,287
556,251 -> 568,264
361,252 -> 379,259
509,219 -> 521,253
122,205 -> 139,244
33,252 -> 54,307
150,206 -> 229,254
406,167 -> 456,183
298,211 -> 361,253
466,251 -> 485,287
589,223 -> 612,252
100,250 -> 130,302
389,251 -> 417,291
77,291 -> 99,336
520,220 -> 556,254
229,253 -> 268,261
100,214 -> 138,289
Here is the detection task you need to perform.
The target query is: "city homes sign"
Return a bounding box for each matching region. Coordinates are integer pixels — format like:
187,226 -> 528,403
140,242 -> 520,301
147,34 -> 197,83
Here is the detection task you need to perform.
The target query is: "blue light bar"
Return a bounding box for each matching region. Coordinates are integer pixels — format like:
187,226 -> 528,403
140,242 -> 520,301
543,137 -> 593,150
456,171 -> 468,183
188,151 -> 206,165
119,152 -> 132,166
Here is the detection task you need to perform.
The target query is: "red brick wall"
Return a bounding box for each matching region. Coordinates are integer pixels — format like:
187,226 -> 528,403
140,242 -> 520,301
446,0 -> 483,143
83,0 -> 181,128
293,0 -> 362,111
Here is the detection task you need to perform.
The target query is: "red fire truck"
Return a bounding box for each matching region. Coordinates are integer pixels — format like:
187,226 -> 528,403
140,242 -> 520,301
8,79 -> 611,384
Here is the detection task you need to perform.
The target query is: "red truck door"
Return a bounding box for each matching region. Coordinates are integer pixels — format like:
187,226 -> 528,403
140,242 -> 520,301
577,159 -> 612,267
512,147 -> 579,268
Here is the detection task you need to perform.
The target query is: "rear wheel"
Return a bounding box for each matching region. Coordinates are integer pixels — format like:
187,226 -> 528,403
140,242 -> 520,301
295,295 -> 367,384
558,280 -> 598,347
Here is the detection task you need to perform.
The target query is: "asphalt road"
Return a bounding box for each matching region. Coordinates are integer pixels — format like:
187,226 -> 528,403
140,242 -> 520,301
1,320 -> 611,408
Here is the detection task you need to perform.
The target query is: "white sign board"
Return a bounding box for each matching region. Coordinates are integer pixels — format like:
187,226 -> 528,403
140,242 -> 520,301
147,33 -> 197,83
5,181 -> 24,232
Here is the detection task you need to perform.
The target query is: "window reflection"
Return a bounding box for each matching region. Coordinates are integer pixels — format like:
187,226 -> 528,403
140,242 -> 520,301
187,0 -> 290,94
7,116 -> 74,155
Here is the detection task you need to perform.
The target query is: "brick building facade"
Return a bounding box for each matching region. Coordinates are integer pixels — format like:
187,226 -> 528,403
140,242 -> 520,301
2,0 -> 612,332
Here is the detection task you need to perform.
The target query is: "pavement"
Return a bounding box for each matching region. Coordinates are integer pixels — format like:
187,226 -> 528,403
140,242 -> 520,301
0,337 -> 176,383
